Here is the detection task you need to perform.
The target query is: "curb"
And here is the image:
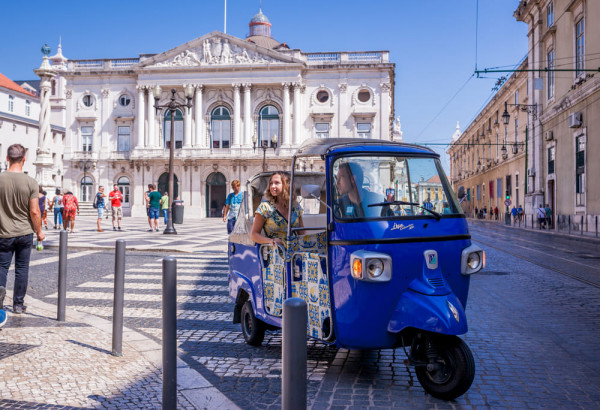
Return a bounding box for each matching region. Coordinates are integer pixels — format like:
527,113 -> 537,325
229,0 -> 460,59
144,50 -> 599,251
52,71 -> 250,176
4,293 -> 240,410
468,218 -> 600,245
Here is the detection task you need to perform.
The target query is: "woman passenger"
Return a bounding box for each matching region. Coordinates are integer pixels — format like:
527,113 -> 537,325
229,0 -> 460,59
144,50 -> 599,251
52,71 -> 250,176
251,171 -> 304,248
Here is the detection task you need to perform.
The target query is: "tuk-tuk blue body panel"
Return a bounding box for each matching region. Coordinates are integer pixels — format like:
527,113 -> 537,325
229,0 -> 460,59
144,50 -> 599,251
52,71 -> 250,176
327,218 -> 472,349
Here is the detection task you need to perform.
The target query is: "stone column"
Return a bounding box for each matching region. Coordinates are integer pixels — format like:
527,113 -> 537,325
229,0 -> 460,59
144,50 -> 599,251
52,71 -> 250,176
194,85 -> 203,147
243,84 -> 252,146
33,52 -> 56,189
184,91 -> 192,148
136,86 -> 145,149
282,83 -> 290,147
293,83 -> 301,146
233,84 -> 241,147
147,87 -> 155,147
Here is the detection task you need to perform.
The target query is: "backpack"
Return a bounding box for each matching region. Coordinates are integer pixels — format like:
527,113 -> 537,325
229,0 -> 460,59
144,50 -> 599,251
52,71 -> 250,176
92,194 -> 99,209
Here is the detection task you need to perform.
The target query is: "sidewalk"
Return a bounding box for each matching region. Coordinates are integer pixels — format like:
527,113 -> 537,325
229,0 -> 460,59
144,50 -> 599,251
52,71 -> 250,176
41,215 -> 230,253
467,215 -> 600,244
0,217 -> 238,409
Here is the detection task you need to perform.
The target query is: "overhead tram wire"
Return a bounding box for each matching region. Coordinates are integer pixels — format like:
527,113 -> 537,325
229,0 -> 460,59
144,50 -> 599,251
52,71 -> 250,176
414,73 -> 474,140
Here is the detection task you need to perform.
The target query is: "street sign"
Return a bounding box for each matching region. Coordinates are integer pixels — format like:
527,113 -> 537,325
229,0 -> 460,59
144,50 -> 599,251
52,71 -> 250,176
504,199 -> 512,207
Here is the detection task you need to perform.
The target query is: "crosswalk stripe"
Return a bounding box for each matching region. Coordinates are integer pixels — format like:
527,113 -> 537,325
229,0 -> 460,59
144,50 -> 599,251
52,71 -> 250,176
67,306 -> 233,320
76,282 -> 228,291
44,291 -> 232,303
26,250 -> 100,267
102,274 -> 227,282
126,268 -> 228,274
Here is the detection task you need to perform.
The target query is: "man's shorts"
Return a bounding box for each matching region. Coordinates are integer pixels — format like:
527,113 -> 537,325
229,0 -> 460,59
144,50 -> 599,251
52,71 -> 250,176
112,206 -> 123,218
98,207 -> 105,219
149,207 -> 160,219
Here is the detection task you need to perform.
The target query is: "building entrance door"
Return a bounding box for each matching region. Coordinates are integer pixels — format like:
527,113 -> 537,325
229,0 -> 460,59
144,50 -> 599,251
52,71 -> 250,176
206,172 -> 226,217
158,172 -> 179,200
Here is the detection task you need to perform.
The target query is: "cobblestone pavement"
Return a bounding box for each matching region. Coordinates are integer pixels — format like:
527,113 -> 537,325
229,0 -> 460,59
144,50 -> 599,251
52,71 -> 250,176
2,218 -> 600,408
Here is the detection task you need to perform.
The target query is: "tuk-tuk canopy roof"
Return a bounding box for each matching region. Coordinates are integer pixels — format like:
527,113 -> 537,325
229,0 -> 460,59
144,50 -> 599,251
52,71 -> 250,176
295,138 -> 437,158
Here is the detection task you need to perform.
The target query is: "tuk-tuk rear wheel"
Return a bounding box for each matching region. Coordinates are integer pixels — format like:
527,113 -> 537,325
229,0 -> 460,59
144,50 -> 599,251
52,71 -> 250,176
241,301 -> 266,346
414,335 -> 475,400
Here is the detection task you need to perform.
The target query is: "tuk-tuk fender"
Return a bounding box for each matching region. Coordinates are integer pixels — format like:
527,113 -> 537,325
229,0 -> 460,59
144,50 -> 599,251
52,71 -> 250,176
387,290 -> 468,335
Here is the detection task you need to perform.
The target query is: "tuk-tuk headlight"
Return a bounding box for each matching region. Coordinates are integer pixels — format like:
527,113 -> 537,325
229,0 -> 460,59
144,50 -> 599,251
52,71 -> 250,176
350,251 -> 391,282
461,244 -> 485,275
367,259 -> 384,278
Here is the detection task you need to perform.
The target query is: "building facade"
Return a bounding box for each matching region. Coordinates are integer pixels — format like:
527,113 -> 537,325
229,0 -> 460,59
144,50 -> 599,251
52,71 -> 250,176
41,11 -> 395,217
451,0 -> 599,228
448,60 -> 528,218
0,73 -> 65,179
514,0 -> 599,225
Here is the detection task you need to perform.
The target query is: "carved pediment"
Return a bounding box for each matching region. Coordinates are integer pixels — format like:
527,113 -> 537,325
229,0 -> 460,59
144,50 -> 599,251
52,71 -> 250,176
142,32 -> 298,69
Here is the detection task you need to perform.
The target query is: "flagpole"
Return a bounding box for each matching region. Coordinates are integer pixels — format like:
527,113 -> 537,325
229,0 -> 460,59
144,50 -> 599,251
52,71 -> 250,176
224,0 -> 227,33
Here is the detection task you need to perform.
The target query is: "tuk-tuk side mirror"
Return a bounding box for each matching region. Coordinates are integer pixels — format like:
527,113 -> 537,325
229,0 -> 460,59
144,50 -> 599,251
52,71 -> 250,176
301,184 -> 321,199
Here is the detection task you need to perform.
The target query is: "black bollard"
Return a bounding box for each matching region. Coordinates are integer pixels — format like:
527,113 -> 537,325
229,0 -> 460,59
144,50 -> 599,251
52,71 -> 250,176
162,257 -> 177,410
57,230 -> 68,321
112,239 -> 126,356
282,297 -> 307,410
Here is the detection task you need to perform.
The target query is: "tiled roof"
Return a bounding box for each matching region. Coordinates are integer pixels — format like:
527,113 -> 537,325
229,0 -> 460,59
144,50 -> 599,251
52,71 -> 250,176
0,73 -> 37,98
426,175 -> 442,183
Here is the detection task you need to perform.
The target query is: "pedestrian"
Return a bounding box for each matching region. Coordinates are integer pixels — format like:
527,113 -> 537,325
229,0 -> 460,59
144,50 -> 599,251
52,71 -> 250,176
109,184 -> 123,231
0,144 -> 45,314
474,207 -> 478,219
517,204 -> 523,222
511,206 -> 518,223
144,184 -> 152,231
223,179 -> 243,234
536,204 -> 546,229
147,185 -> 162,232
95,185 -> 107,232
545,203 -> 552,229
62,190 -> 80,233
494,206 -> 499,220
51,188 -> 63,229
38,188 -> 49,230
160,191 -> 169,225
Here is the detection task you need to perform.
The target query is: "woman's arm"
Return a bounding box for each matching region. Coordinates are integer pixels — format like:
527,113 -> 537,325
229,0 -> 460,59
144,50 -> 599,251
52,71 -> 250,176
251,213 -> 282,246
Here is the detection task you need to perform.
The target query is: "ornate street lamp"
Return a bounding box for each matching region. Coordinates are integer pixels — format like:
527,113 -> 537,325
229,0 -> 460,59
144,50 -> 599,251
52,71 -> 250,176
253,133 -> 278,172
502,102 -> 510,125
154,86 -> 194,234
78,159 -> 92,200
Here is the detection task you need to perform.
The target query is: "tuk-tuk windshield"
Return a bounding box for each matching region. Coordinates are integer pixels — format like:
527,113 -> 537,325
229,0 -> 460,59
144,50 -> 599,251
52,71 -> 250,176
331,156 -> 463,220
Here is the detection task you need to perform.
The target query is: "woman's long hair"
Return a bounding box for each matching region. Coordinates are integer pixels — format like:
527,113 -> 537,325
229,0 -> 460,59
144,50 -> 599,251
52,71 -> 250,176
264,171 -> 291,207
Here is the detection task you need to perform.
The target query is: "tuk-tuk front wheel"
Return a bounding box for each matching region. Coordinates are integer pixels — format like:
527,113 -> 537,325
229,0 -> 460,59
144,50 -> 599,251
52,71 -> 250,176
414,335 -> 475,400
241,301 -> 266,346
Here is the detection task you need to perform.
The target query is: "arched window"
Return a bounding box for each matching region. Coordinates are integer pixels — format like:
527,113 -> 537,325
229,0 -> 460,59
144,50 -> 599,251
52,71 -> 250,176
259,105 -> 279,147
80,176 -> 93,202
163,109 -> 184,149
117,176 -> 130,206
211,106 -> 231,149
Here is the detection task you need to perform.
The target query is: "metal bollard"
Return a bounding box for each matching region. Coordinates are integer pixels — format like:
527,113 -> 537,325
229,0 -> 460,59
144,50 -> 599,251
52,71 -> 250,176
112,239 -> 126,356
596,216 -> 598,238
162,257 -> 177,410
282,297 -> 307,410
568,215 -> 571,235
57,230 -> 68,321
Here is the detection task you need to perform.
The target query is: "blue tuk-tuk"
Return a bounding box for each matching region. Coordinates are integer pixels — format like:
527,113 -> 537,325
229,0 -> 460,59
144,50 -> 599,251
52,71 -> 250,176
228,138 -> 484,400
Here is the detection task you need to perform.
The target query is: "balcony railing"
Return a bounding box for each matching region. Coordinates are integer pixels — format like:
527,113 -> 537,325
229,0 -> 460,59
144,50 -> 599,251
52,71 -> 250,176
68,58 -> 140,71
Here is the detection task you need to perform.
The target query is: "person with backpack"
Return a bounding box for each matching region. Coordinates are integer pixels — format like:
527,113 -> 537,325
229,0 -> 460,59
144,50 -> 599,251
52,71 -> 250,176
50,188 -> 63,229
94,186 -> 106,232
536,204 -> 546,229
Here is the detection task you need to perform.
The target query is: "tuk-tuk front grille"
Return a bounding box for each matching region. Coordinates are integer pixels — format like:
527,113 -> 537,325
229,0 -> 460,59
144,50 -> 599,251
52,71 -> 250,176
428,277 -> 446,287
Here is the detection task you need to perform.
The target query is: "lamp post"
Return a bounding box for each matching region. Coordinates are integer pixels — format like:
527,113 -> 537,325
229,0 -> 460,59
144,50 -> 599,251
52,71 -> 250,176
253,133 -> 278,172
502,101 -> 538,197
78,159 -> 92,201
154,86 -> 194,234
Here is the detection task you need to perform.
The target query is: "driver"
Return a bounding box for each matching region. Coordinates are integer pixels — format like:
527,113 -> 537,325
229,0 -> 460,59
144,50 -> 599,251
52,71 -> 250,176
334,162 -> 383,218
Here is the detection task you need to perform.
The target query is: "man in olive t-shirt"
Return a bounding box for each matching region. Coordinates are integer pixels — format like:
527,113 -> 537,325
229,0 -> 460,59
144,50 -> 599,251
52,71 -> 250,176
0,144 -> 45,314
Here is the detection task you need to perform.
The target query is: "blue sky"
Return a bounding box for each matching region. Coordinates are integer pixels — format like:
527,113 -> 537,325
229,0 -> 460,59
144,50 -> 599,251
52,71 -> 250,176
0,0 -> 527,168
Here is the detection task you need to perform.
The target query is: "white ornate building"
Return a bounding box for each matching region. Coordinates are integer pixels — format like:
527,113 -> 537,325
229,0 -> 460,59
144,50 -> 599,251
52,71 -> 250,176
41,10 -> 395,217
